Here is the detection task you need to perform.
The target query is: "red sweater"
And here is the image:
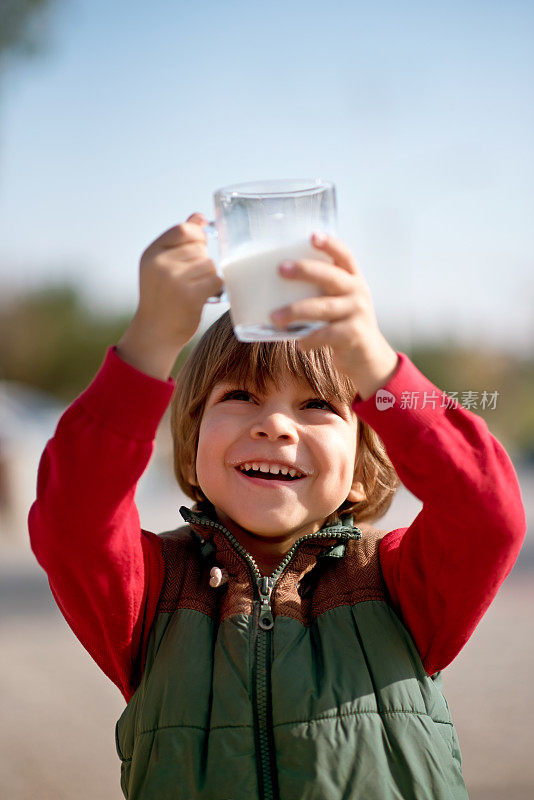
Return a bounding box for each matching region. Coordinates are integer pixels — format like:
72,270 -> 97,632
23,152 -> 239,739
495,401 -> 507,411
28,348 -> 526,702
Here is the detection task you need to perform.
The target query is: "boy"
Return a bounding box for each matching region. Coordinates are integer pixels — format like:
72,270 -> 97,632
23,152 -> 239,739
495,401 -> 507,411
29,214 -> 526,799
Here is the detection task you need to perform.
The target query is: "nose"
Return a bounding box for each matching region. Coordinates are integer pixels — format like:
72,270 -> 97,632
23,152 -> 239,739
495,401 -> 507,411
250,409 -> 298,441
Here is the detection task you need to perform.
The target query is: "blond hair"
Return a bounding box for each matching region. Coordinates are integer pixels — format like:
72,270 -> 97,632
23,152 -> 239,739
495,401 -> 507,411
171,311 -> 398,525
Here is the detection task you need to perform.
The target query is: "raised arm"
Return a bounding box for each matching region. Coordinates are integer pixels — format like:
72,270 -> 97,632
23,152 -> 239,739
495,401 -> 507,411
354,354 -> 527,675
29,213 -> 223,699
272,232 -> 526,675
28,348 -> 173,698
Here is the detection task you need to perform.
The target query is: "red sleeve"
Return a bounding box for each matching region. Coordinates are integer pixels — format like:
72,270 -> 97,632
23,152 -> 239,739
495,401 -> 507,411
353,352 -> 527,676
28,347 -> 175,700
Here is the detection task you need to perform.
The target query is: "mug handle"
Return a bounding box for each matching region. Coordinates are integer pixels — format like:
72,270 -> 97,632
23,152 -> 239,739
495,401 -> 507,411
204,221 -> 227,303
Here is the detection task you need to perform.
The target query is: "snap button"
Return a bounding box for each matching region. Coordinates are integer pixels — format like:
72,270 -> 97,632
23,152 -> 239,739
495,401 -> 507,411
209,566 -> 229,588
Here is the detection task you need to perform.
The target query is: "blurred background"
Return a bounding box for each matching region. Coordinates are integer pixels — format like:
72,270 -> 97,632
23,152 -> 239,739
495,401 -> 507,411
0,1 -> 532,798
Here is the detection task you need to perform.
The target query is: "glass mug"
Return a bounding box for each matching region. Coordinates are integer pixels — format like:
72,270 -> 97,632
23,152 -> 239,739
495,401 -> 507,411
204,178 -> 337,341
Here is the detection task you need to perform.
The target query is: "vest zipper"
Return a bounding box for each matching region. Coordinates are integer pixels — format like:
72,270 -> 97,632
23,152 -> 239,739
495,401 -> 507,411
180,507 -> 361,800
253,575 -> 276,800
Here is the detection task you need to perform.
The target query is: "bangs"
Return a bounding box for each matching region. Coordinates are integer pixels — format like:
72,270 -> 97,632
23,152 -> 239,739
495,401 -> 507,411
182,312 -> 358,423
212,340 -> 356,404
191,312 -> 356,408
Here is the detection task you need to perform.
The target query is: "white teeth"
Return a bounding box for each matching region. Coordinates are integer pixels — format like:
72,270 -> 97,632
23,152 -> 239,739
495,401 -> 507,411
238,462 -> 305,477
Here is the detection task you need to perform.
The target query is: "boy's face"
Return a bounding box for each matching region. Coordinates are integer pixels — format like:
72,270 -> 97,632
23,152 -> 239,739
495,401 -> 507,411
192,371 -> 363,545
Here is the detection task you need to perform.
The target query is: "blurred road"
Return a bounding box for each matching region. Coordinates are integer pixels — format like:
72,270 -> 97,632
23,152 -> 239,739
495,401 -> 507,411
1,475 -> 533,799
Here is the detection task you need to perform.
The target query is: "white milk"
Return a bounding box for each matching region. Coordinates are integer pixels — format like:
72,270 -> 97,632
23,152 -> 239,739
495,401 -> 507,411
221,237 -> 333,341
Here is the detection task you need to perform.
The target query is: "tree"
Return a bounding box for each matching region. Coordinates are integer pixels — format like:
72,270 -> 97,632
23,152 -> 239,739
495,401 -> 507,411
0,283 -> 132,399
0,0 -> 60,67
0,283 -> 193,401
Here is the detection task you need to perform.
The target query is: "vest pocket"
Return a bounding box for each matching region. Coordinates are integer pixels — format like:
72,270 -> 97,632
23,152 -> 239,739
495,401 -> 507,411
435,719 -> 452,749
434,719 -> 461,763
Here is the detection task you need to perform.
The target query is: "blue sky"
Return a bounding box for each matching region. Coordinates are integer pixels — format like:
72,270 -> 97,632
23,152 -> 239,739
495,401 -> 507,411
1,0 -> 533,352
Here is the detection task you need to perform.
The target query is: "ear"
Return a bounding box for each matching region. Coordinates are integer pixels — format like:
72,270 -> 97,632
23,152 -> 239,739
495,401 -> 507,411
346,480 -> 366,503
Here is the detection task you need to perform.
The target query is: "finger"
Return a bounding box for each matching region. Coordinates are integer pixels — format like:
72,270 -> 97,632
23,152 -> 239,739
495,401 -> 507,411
295,318 -> 352,351
186,258 -> 219,281
271,294 -> 356,327
279,258 -> 355,296
156,255 -> 218,283
190,271 -> 224,299
293,327 -> 330,352
187,212 -> 207,225
150,220 -> 207,251
169,258 -> 222,296
310,232 -> 360,275
163,242 -> 208,263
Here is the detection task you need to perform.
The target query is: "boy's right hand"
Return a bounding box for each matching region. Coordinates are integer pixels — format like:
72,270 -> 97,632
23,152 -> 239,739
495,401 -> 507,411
117,213 -> 223,379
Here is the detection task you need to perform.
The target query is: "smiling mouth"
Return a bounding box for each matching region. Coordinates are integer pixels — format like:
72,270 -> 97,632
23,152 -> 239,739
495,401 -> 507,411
236,466 -> 305,482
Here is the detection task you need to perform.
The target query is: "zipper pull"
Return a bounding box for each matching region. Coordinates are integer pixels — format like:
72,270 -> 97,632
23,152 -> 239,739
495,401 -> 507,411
257,577 -> 274,630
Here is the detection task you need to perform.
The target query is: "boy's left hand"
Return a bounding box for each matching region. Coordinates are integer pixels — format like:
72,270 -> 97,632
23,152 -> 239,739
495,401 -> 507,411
270,233 -> 399,399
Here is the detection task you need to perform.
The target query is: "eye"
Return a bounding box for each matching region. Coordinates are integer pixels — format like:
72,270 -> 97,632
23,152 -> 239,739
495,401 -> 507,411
305,398 -> 336,411
221,389 -> 254,402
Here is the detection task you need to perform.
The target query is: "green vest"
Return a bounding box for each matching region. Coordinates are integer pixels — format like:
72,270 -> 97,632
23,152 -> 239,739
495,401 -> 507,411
115,507 -> 468,800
